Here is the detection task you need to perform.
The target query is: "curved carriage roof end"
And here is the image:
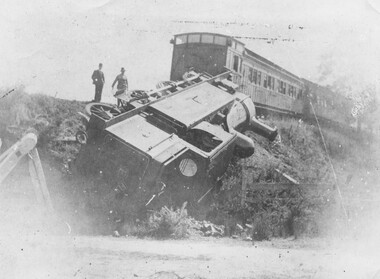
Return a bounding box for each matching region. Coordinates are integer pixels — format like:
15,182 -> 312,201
173,32 -> 301,83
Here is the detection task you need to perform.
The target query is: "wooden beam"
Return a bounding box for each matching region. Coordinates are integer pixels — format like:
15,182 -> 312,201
275,168 -> 299,184
28,148 -> 54,212
0,133 -> 37,185
241,167 -> 248,206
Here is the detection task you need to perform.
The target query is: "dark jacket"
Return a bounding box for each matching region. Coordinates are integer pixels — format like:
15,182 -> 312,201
92,70 -> 105,85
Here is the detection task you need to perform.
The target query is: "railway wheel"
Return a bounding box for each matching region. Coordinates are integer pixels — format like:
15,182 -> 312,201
75,130 -> 88,144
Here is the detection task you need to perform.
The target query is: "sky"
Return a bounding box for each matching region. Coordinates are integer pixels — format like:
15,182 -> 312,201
1,0 -> 380,103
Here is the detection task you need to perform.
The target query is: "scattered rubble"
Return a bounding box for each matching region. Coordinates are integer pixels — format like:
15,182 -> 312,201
188,219 -> 224,237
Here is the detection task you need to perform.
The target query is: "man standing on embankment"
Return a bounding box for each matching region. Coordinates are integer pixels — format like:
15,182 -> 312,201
91,63 -> 105,102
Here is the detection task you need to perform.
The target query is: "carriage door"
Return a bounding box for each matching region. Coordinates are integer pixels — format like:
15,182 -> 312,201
231,54 -> 242,84
233,55 -> 240,72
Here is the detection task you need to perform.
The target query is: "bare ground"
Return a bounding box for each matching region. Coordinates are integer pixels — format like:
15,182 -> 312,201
1,229 -> 380,279
1,172 -> 379,279
1,165 -> 380,279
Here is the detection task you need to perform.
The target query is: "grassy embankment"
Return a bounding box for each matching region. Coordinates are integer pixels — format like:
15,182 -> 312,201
1,88 -> 378,238
218,116 -> 379,239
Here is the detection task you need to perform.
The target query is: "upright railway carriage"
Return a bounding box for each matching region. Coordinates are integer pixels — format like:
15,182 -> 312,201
170,32 -> 305,117
302,79 -> 353,126
170,32 -> 353,126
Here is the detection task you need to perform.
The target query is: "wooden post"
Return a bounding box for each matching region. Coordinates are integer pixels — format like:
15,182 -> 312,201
29,159 -> 44,205
0,133 -> 37,185
275,169 -> 299,185
28,148 -> 54,213
241,167 -> 248,206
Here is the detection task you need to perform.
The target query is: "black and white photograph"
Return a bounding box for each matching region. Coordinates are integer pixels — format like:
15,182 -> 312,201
1,0 -> 380,278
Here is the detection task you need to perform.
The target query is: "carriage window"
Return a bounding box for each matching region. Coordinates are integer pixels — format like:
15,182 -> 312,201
233,55 -> 239,72
175,35 -> 187,45
298,89 -> 303,99
267,76 -> 274,90
201,34 -> 214,44
188,34 -> 201,43
257,71 -> 261,86
253,70 -> 258,84
248,68 -> 253,83
214,36 -> 227,45
263,74 -> 268,88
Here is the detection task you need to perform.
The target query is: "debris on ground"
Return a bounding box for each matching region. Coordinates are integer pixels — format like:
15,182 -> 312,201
188,219 -> 225,237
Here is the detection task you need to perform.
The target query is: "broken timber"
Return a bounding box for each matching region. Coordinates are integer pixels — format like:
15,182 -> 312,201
0,132 -> 54,212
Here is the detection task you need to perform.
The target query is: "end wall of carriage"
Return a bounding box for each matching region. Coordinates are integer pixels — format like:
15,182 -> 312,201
170,33 -> 230,81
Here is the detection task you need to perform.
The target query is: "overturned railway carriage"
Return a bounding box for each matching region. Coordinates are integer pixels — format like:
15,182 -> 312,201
76,72 -> 276,210
170,32 -> 352,125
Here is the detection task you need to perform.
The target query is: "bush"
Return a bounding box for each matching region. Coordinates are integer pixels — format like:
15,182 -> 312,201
213,116 -> 345,240
145,203 -> 191,239
251,212 -> 271,240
